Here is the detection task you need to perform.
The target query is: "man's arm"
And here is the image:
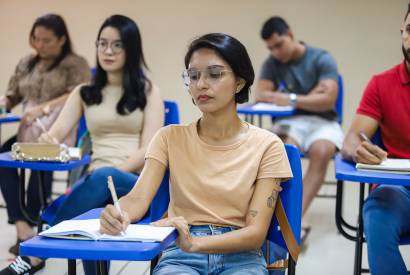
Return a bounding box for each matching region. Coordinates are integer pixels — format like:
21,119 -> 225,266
341,114 -> 387,164
253,79 -> 276,103
292,79 -> 338,111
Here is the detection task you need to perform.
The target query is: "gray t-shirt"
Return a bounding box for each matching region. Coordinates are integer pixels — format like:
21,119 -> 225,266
260,45 -> 339,121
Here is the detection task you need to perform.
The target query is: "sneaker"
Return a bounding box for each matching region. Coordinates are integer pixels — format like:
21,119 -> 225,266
8,239 -> 23,256
0,256 -> 45,275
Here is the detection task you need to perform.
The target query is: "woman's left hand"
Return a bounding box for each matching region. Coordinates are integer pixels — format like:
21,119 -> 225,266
21,106 -> 44,125
151,216 -> 194,252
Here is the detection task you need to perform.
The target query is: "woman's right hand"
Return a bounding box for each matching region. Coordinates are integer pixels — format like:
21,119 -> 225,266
99,204 -> 130,235
38,132 -> 59,144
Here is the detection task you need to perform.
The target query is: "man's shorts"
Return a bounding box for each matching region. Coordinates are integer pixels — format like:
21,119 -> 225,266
273,115 -> 344,153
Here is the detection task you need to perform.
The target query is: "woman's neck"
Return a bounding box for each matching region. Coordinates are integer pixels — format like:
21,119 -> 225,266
107,71 -> 123,86
198,104 -> 247,144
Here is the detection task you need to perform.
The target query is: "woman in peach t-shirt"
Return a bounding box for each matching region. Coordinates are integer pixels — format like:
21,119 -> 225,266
100,33 -> 293,274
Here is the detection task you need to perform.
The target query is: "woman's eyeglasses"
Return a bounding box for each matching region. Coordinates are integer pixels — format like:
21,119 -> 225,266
95,39 -> 124,55
182,67 -> 233,87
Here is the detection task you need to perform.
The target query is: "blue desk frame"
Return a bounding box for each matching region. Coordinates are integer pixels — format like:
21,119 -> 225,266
0,152 -> 90,225
334,154 -> 410,275
20,208 -> 177,275
237,104 -> 295,128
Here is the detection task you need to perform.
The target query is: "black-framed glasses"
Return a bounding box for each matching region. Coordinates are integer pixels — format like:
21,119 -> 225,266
182,66 -> 233,87
95,39 -> 124,55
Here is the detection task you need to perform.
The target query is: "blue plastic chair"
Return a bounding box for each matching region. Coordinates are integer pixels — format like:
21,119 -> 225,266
41,100 -> 180,226
335,75 -> 344,124
265,144 -> 302,274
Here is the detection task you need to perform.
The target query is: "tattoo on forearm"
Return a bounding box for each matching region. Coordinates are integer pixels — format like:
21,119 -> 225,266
267,189 -> 279,208
249,210 -> 258,218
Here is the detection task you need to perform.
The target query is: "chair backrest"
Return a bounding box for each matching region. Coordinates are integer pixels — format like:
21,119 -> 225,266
267,144 -> 303,249
335,74 -> 344,125
75,115 -> 88,147
164,100 -> 180,125
144,100 -> 179,222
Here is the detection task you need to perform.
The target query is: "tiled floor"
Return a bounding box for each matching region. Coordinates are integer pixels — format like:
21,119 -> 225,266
0,167 -> 409,275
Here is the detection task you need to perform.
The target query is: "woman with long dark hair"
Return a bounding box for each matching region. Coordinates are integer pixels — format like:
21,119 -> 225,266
100,33 -> 292,274
0,12 -> 90,267
0,14 -> 163,275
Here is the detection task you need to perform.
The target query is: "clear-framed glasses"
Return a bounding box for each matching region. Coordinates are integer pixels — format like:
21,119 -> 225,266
95,39 -> 124,55
182,66 -> 233,87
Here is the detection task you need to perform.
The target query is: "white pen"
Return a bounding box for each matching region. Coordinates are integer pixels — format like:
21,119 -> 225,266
36,118 -> 59,144
107,176 -> 125,235
35,118 -> 47,133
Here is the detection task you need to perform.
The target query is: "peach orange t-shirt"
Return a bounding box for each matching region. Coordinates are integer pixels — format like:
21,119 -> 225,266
145,121 -> 293,228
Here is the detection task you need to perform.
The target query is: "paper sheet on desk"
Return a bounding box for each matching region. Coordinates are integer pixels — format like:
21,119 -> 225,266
251,103 -> 294,112
356,158 -> 410,174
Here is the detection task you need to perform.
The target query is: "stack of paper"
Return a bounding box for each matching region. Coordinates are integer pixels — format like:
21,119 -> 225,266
356,158 -> 410,174
251,103 -> 294,112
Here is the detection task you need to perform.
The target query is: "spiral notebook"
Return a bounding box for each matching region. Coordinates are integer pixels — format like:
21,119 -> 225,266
39,219 -> 175,242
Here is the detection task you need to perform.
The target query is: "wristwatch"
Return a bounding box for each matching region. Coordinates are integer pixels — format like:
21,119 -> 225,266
289,93 -> 297,107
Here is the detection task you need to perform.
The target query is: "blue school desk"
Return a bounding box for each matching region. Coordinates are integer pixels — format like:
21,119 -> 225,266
0,114 -> 20,144
0,152 -> 91,224
20,208 -> 178,275
237,103 -> 295,127
334,154 -> 410,274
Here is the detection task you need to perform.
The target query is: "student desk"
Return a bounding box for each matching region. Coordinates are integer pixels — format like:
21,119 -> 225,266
20,208 -> 178,275
334,154 -> 410,274
0,152 -> 91,224
0,114 -> 20,144
237,103 -> 295,128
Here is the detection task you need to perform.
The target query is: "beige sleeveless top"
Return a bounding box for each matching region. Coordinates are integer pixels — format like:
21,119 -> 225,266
84,85 -> 143,171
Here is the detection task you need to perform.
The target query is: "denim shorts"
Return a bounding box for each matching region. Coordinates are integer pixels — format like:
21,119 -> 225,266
153,224 -> 268,275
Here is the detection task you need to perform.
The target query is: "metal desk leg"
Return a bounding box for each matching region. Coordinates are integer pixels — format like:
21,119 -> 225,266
353,183 -> 365,275
68,259 -> 76,275
96,260 -> 108,275
258,114 -> 263,128
288,257 -> 296,275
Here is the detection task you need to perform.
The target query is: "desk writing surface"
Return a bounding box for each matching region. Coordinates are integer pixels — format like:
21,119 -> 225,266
0,114 -> 21,124
335,154 -> 410,186
0,152 -> 91,171
237,103 -> 295,117
20,208 -> 177,261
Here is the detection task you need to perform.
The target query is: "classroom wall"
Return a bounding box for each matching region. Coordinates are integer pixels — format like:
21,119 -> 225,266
0,0 -> 406,140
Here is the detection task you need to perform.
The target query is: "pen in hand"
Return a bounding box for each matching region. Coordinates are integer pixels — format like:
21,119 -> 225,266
107,176 -> 125,235
36,118 -> 59,144
359,131 -> 372,144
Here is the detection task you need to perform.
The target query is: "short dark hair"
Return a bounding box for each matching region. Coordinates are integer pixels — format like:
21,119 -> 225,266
261,16 -> 290,40
405,4 -> 410,21
28,14 -> 73,72
80,15 -> 151,115
184,33 -> 254,104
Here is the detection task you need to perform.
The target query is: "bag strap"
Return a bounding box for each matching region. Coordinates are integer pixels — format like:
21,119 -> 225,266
273,197 -> 300,263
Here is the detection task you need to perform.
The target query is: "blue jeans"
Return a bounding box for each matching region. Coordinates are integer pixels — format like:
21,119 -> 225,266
51,166 -> 139,275
154,225 -> 268,275
363,185 -> 410,275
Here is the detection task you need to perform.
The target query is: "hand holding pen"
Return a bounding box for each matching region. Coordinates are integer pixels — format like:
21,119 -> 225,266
100,176 -> 130,235
354,131 -> 387,164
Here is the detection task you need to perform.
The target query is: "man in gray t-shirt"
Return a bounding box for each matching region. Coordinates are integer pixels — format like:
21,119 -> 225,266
254,17 -> 344,232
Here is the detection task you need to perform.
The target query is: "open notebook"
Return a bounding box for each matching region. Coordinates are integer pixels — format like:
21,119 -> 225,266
39,219 -> 175,242
356,158 -> 410,174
